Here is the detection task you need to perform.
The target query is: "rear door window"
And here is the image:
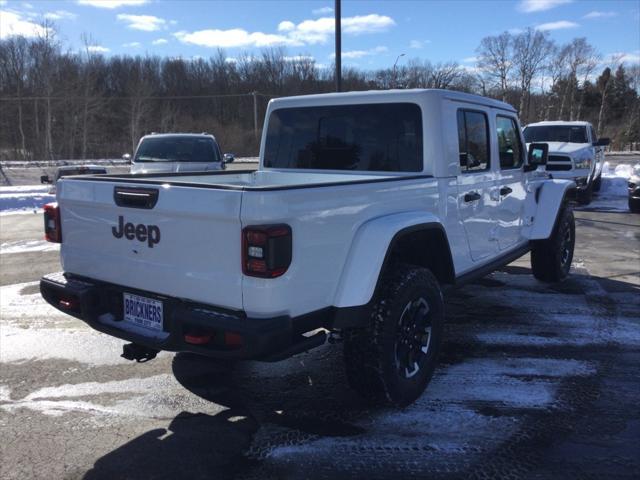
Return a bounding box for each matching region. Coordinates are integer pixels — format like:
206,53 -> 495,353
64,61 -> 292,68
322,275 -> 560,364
264,103 -> 423,172
457,109 -> 490,172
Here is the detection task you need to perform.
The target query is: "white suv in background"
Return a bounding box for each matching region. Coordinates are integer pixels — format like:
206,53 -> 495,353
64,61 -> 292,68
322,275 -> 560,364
128,133 -> 234,174
523,121 -> 609,204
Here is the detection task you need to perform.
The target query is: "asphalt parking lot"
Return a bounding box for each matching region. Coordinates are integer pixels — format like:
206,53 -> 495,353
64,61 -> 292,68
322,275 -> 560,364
1,176 -> 639,479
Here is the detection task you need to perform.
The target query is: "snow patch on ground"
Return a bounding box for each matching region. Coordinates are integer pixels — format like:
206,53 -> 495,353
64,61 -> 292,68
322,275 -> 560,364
0,281 -> 130,365
0,239 -> 59,254
587,162 -> 638,212
0,184 -> 54,215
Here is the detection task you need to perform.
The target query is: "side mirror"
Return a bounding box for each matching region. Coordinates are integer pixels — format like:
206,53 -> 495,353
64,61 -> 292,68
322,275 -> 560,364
122,153 -> 131,163
223,153 -> 235,163
593,138 -> 610,147
40,175 -> 52,184
525,143 -> 548,171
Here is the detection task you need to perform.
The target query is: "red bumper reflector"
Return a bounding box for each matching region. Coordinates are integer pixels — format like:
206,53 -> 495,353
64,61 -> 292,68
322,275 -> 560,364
58,298 -> 77,310
224,332 -> 243,346
184,334 -> 212,345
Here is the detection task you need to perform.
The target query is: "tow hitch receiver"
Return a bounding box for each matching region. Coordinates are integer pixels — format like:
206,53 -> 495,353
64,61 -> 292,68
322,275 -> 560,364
121,343 -> 159,362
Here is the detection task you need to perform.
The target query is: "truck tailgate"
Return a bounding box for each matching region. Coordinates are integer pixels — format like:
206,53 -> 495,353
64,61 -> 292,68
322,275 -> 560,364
57,179 -> 243,309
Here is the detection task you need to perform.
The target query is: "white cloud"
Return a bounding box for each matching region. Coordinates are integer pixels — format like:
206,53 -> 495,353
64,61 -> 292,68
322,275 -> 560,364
608,51 -> 640,64
409,39 -> 430,49
0,1 -> 7,5
462,56 -> 479,63
277,20 -> 295,32
330,46 -> 388,59
283,55 -> 315,62
535,20 -> 579,30
460,64 -> 481,74
518,0 -> 572,13
287,13 -> 395,44
77,0 -> 148,8
312,6 -> 333,15
175,13 -> 395,49
22,2 -> 34,9
122,41 -> 141,47
175,29 -> 296,48
152,38 -> 168,45
44,10 -> 77,20
0,9 -> 47,38
583,11 -> 617,19
87,45 -> 109,53
117,14 -> 166,31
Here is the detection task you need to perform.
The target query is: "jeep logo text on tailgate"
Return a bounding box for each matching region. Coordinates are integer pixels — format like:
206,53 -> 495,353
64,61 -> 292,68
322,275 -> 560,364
112,216 -> 161,248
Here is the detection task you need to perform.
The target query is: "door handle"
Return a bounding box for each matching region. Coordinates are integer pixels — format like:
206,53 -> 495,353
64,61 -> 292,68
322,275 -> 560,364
464,191 -> 481,202
114,186 -> 159,209
500,186 -> 513,196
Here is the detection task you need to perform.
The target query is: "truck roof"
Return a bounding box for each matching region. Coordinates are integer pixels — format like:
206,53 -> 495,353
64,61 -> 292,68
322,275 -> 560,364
525,121 -> 592,127
268,89 -> 516,113
140,133 -> 218,140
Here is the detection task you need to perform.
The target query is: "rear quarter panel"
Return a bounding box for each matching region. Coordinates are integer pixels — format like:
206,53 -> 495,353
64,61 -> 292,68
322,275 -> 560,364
240,177 -> 469,318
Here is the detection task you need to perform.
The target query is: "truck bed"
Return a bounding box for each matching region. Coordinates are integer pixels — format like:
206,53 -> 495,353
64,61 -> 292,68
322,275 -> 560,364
77,169 -> 430,190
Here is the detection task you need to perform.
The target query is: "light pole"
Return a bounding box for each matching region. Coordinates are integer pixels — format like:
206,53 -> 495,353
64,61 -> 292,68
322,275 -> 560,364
335,0 -> 341,92
392,53 -> 405,89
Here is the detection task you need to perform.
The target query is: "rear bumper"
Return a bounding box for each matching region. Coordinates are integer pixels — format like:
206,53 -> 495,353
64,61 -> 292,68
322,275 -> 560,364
40,272 -> 351,361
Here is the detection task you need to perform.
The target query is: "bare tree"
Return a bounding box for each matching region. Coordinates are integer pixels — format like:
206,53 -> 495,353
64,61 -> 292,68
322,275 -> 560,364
0,37 -> 29,158
576,50 -> 601,120
79,34 -> 107,159
558,38 -> 598,120
29,21 -> 59,159
512,28 -> 554,123
542,45 -> 569,119
476,32 -> 513,101
596,55 -> 623,134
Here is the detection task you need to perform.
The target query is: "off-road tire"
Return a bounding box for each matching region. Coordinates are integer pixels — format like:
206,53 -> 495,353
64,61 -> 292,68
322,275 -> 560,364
343,264 -> 444,407
531,206 -> 575,282
592,175 -> 601,192
576,183 -> 593,205
629,197 -> 640,213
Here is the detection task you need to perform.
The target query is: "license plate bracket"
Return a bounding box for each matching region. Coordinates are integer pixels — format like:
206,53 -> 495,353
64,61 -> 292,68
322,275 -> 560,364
123,292 -> 164,331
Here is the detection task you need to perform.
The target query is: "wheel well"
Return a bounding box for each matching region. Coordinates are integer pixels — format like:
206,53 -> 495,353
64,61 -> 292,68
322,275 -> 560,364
381,227 -> 455,285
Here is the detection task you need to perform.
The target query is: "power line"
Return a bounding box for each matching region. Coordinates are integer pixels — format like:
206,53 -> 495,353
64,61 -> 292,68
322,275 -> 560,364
0,92 -> 278,102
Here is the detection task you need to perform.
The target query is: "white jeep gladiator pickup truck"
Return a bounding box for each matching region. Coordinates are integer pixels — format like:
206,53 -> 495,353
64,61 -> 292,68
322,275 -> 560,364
40,90 -> 576,406
523,121 -> 610,204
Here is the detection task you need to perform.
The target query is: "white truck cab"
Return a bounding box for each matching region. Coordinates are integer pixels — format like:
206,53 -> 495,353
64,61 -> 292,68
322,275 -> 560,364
523,121 -> 610,204
129,133 -> 232,174
41,89 -> 575,406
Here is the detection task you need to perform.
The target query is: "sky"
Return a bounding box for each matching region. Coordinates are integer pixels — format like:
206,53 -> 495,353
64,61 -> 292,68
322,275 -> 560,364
0,0 -> 638,70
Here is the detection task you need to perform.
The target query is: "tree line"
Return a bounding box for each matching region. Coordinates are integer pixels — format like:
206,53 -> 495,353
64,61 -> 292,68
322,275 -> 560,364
0,26 -> 638,160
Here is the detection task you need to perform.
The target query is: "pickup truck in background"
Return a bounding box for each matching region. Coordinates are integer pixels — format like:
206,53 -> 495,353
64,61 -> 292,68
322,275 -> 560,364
127,133 -> 234,174
523,121 -> 609,204
40,89 -> 576,406
40,165 -> 108,195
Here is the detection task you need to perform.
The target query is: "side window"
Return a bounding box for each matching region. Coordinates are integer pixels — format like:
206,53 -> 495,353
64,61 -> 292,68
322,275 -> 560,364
589,125 -> 597,143
457,109 -> 490,173
496,116 -> 524,169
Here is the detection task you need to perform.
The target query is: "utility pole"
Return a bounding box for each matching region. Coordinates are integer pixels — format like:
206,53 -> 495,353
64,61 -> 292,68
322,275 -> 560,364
252,91 -> 258,139
335,0 -> 341,92
392,53 -> 405,89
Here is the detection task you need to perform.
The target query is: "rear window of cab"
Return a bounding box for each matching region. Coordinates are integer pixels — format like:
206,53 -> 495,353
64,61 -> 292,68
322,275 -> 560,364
264,103 -> 423,172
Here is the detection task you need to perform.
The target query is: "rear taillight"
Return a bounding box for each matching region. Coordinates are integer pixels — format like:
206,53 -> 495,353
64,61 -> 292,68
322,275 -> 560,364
44,202 -> 61,243
242,224 -> 292,278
